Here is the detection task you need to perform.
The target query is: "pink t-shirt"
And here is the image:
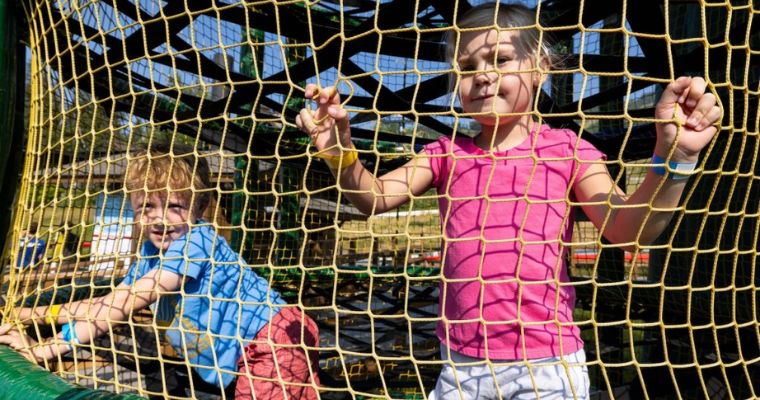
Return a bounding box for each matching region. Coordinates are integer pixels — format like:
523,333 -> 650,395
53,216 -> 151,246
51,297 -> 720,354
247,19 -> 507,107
423,124 -> 605,360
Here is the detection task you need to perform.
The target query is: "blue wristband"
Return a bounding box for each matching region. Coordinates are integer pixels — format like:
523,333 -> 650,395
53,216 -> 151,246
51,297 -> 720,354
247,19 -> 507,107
651,154 -> 698,180
60,322 -> 80,345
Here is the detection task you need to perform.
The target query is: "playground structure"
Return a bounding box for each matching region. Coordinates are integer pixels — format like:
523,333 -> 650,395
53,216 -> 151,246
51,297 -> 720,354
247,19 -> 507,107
0,0 -> 757,399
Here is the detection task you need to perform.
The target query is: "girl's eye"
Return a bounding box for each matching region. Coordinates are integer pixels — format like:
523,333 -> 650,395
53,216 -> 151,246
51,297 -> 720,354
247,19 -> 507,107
459,64 -> 474,72
497,57 -> 511,64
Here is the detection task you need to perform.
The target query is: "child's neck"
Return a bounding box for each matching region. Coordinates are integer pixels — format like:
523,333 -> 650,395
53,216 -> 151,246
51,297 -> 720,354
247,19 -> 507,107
475,116 -> 535,152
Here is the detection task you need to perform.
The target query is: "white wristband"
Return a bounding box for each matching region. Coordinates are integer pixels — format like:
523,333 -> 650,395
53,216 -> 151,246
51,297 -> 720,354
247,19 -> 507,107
651,154 -> 698,180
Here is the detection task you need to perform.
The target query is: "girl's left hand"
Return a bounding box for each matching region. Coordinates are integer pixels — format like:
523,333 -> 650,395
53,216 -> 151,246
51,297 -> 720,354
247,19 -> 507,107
654,76 -> 722,162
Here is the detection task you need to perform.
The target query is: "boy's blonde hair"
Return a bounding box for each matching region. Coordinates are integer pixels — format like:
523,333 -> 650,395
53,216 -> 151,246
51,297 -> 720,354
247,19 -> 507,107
125,143 -> 232,241
444,3 -> 558,89
125,143 -> 213,217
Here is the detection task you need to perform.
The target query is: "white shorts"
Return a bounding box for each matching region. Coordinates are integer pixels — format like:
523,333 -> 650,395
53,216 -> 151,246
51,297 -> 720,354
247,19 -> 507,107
428,347 -> 590,400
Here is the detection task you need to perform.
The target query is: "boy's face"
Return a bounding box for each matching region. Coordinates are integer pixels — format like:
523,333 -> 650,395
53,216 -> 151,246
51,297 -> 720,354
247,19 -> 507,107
130,191 -> 196,251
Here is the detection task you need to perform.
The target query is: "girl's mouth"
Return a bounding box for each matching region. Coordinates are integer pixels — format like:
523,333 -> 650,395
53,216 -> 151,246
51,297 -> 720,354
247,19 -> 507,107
472,94 -> 496,101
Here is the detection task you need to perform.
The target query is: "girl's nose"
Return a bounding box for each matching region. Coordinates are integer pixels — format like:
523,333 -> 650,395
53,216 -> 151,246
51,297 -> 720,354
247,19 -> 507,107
474,64 -> 497,85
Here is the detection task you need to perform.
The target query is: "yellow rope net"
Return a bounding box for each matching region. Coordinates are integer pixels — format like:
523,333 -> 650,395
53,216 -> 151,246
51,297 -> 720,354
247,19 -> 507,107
1,0 -> 757,399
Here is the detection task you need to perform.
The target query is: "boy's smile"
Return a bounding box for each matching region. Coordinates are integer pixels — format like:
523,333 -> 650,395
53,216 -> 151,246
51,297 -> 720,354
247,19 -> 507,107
130,191 -> 196,251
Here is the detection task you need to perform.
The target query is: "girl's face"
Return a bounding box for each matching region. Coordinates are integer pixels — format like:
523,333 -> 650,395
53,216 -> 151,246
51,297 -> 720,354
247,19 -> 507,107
456,29 -> 538,127
130,191 -> 196,251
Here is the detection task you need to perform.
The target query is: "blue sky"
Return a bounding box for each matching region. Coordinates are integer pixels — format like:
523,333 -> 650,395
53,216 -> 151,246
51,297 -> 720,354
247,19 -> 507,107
42,0 -> 659,136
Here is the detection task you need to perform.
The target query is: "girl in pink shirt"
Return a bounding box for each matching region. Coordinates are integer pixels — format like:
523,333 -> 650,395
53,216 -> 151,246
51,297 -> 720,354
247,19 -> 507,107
297,3 -> 720,399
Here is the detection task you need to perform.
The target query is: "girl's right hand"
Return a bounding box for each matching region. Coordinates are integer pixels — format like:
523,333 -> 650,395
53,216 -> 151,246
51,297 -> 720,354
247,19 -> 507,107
296,84 -> 353,156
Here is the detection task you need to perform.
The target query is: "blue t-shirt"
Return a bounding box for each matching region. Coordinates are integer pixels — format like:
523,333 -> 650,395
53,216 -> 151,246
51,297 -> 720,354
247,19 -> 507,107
17,236 -> 45,269
122,222 -> 286,387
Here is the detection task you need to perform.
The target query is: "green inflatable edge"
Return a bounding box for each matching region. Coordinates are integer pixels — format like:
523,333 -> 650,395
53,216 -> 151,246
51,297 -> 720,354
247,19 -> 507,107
0,346 -> 145,400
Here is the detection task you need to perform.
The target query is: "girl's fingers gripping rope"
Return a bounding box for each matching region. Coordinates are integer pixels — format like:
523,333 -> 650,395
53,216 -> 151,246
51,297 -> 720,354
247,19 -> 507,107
297,108 -> 321,139
303,83 -> 320,100
699,105 -> 722,132
686,93 -> 717,130
299,85 -> 343,131
311,86 -> 341,125
682,76 -> 707,110
670,76 -> 692,104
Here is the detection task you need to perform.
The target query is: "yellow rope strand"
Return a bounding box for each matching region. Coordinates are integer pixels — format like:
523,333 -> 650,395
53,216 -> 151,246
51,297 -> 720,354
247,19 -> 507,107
1,1 -> 752,399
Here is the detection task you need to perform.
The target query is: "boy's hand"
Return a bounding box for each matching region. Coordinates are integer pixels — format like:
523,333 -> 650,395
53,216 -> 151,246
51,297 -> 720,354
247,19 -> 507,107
654,76 -> 722,162
0,323 -> 67,363
296,84 -> 353,156
0,323 -> 40,363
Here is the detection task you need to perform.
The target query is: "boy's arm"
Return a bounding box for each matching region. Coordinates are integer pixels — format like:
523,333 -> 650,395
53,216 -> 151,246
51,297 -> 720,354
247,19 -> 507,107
13,278 -> 145,326
11,268 -> 182,330
60,268 -> 183,345
0,269 -> 183,362
297,85 -> 434,215
575,77 -> 721,248
13,296 -> 105,325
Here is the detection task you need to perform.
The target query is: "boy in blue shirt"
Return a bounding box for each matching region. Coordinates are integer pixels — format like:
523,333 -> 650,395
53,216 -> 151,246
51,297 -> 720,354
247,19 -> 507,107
0,145 -> 320,399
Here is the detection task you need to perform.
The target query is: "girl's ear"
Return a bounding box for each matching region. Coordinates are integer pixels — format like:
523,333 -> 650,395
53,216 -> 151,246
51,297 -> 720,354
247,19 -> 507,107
533,54 -> 551,88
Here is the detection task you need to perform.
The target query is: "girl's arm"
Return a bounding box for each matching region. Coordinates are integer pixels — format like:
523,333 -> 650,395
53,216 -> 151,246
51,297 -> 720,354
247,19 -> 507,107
296,85 -> 434,215
0,269 -> 183,362
575,163 -> 690,246
336,156 -> 434,216
575,76 -> 721,247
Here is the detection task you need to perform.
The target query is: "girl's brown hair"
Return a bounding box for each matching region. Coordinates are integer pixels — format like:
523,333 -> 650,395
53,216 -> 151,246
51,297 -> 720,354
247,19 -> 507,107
443,3 -> 558,89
